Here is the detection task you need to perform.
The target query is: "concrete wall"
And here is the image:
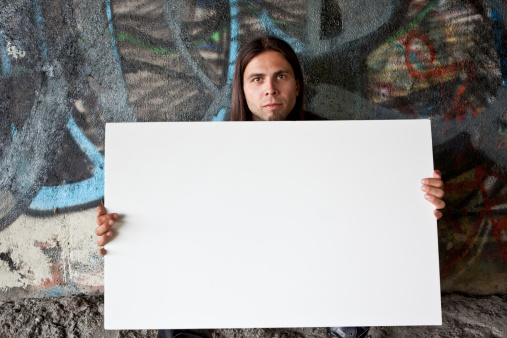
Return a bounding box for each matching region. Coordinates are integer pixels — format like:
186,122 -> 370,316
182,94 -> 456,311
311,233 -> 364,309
1,0 -> 506,299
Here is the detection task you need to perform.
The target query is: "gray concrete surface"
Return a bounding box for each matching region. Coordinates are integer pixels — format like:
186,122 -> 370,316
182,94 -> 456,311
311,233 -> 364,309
1,294 -> 506,337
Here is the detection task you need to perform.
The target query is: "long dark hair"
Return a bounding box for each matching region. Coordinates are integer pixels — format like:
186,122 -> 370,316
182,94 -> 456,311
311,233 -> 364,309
230,36 -> 305,121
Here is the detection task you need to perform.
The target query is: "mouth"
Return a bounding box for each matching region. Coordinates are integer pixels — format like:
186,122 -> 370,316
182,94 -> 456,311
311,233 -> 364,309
263,103 -> 283,110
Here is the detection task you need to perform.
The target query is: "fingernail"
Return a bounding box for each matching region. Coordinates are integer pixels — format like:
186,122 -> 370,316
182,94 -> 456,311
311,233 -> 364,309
109,220 -> 114,226
107,231 -> 112,236
424,194 -> 430,200
113,214 -> 118,219
421,185 -> 427,191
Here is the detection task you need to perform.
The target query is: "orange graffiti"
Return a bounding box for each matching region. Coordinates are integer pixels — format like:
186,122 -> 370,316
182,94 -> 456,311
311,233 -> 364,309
441,166 -> 507,275
404,30 -> 478,122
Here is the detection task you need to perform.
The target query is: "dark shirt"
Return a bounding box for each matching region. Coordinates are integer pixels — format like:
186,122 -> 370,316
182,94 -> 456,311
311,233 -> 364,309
286,110 -> 326,121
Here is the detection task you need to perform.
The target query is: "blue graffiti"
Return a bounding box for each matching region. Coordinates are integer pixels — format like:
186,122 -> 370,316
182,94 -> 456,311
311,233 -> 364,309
25,0 -> 128,211
258,10 -> 304,54
198,42 -> 222,51
33,0 -> 48,61
105,0 -> 123,74
227,0 -> 240,86
11,123 -> 18,140
29,116 -> 104,211
208,0 -> 240,122
22,0 -> 507,210
212,108 -> 227,121
42,284 -> 79,298
0,30 -> 10,76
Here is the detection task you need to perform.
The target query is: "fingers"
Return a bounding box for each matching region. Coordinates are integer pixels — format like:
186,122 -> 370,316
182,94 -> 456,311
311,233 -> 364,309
95,217 -> 115,236
424,193 -> 446,209
95,205 -> 118,255
421,177 -> 444,189
97,205 -> 106,216
96,206 -> 118,226
421,171 -> 445,219
421,170 -> 445,201
97,231 -> 112,247
421,184 -> 444,199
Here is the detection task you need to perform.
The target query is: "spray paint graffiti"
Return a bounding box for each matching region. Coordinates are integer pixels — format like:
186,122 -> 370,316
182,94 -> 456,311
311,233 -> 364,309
1,0 -> 507,296
28,116 -> 105,211
441,166 -> 507,273
364,0 -> 507,292
403,30 -> 479,122
6,42 -> 26,59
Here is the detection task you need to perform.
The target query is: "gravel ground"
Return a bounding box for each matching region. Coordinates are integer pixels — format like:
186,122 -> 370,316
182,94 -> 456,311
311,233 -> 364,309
1,294 -> 506,337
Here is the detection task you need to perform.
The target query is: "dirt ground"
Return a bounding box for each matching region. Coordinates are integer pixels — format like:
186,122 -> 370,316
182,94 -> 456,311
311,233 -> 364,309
0,294 -> 506,337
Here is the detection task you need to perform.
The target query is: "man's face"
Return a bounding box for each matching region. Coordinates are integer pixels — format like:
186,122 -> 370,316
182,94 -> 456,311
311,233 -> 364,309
243,51 -> 300,121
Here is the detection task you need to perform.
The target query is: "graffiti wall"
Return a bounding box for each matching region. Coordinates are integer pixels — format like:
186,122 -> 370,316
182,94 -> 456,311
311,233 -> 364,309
1,0 -> 506,299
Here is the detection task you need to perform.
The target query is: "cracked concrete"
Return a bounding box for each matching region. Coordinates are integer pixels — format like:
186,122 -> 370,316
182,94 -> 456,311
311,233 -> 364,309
0,294 -> 506,337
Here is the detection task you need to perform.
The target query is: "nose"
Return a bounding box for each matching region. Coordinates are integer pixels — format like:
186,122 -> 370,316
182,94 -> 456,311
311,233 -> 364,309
264,78 -> 278,96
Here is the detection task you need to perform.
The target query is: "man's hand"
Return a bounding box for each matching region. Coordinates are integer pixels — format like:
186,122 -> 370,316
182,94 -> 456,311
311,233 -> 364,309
421,170 -> 445,219
95,205 -> 118,256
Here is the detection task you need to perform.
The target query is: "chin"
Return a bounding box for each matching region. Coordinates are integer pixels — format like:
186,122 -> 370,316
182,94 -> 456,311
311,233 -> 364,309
265,111 -> 288,121
266,115 -> 283,121
252,110 -> 288,121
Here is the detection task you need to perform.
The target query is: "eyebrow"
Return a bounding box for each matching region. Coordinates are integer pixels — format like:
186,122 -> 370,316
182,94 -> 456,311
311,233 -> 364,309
245,69 -> 291,79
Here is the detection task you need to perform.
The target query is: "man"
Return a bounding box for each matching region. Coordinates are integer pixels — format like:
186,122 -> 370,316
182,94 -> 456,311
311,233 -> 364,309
96,36 -> 445,338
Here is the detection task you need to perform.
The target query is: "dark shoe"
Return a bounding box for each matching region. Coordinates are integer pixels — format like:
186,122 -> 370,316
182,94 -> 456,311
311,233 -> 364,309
157,329 -> 213,338
327,326 -> 370,338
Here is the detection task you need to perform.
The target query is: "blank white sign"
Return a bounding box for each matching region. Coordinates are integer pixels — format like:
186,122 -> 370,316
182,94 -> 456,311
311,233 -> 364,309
104,120 -> 441,329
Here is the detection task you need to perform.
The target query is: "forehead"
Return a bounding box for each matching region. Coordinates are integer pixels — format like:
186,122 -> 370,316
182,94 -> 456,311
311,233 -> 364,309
243,51 -> 294,76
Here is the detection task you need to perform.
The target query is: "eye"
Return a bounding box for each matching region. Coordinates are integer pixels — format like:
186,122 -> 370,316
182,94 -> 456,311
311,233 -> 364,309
277,74 -> 287,79
252,77 -> 261,83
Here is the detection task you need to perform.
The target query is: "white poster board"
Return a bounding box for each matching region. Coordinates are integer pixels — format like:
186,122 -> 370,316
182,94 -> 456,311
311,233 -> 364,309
104,120 -> 441,329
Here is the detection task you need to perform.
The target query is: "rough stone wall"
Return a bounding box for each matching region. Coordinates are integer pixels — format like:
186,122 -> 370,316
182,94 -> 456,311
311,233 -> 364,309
1,0 -> 506,300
